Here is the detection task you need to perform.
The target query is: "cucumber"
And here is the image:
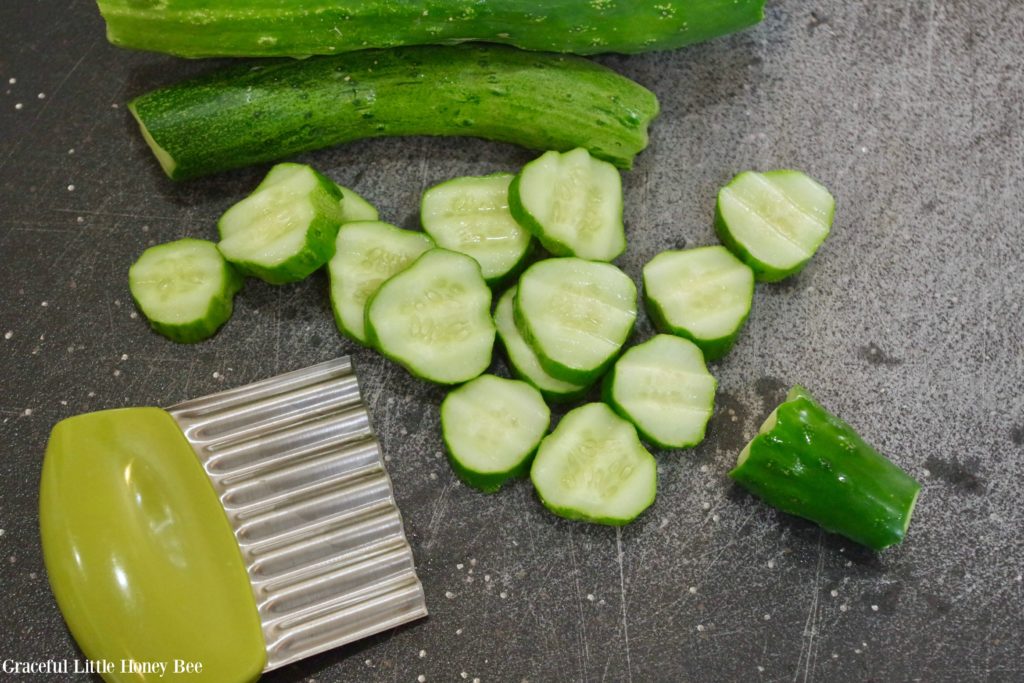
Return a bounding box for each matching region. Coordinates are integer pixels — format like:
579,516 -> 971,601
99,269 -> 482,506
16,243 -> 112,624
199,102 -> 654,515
366,248 -> 495,384
335,184 -> 379,224
515,258 -> 637,385
441,374 -> 550,493
97,0 -> 765,59
328,221 -> 435,345
127,45 -> 659,180
217,163 -> 344,284
493,287 -> 590,403
642,245 -> 754,361
715,170 -> 835,281
530,403 -> 657,526
509,148 -> 625,262
128,238 -> 242,344
730,386 -> 922,551
603,335 -> 716,450
421,174 -> 532,284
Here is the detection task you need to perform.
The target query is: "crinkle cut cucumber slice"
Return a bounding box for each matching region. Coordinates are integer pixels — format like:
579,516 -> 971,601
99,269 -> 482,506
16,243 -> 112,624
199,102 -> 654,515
642,245 -> 754,361
441,374 -> 551,493
421,173 -> 532,284
328,221 -> 434,345
715,169 -> 835,281
128,238 -> 242,344
515,257 -> 637,385
366,248 -> 495,384
603,334 -> 716,449
217,162 -> 344,284
494,287 -> 590,403
509,148 -> 625,262
530,403 -> 657,525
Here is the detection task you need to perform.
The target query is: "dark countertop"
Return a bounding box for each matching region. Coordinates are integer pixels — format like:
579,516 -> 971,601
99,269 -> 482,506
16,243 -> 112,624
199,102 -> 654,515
1,2 -> 1022,682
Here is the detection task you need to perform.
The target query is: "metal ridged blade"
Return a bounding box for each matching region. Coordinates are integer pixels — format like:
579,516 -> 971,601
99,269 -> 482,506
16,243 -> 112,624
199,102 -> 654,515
167,357 -> 427,671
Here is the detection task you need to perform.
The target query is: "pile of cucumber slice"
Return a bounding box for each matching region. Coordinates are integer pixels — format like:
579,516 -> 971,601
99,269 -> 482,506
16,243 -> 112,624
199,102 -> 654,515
128,152 -> 846,530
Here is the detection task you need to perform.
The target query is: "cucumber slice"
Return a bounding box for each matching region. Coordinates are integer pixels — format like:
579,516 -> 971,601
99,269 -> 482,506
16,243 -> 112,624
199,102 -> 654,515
335,184 -> 380,224
530,403 -> 657,525
421,174 -> 533,284
731,386 -> 921,550
603,335 -> 716,449
128,238 -> 242,344
328,221 -> 434,346
715,170 -> 835,281
509,149 -> 626,262
642,246 -> 754,361
217,163 -> 344,284
441,374 -> 551,493
514,258 -> 637,385
493,287 -> 590,403
366,248 -> 495,384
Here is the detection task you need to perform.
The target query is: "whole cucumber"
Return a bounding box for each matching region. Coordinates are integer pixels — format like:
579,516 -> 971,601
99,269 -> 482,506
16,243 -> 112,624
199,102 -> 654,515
98,0 -> 765,59
129,45 -> 660,180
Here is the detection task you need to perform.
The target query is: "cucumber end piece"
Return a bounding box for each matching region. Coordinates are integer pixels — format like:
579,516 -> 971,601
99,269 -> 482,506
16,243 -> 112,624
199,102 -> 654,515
129,100 -> 178,180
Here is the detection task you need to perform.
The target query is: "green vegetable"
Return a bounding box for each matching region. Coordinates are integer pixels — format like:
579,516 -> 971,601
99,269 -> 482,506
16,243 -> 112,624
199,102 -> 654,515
515,257 -> 637,385
530,403 -> 657,526
715,170 -> 835,281
730,386 -> 922,551
217,163 -> 344,284
366,248 -> 495,384
128,238 -> 242,344
128,45 -> 660,181
509,148 -> 625,262
328,221 -> 434,345
603,335 -> 716,449
421,174 -> 532,284
335,184 -> 379,224
441,374 -> 550,493
642,245 -> 754,361
97,0 -> 765,59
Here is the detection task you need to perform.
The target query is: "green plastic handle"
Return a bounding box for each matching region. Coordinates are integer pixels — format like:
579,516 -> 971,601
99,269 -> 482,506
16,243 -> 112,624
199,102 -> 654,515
39,407 -> 265,682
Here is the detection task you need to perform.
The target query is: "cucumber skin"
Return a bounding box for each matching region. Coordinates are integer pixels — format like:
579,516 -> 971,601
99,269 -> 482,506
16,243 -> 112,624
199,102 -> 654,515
129,240 -> 244,344
128,45 -> 659,181
218,169 -> 344,285
730,387 -> 922,551
642,293 -> 746,362
98,0 -> 765,59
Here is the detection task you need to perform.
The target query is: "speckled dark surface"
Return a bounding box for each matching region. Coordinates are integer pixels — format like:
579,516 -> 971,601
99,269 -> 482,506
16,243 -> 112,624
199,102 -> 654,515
1,1 -> 1022,682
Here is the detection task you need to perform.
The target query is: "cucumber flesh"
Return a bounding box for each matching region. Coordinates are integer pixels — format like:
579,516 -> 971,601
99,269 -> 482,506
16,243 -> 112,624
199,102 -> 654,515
493,287 -> 590,402
509,149 -> 625,262
730,386 -> 922,551
716,170 -> 835,281
515,258 -> 637,385
421,174 -> 532,284
335,184 -> 380,223
328,221 -> 434,345
128,238 -> 242,344
604,335 -> 716,449
441,374 -> 551,493
530,403 -> 657,525
642,245 -> 754,361
366,248 -> 495,384
218,163 -> 344,284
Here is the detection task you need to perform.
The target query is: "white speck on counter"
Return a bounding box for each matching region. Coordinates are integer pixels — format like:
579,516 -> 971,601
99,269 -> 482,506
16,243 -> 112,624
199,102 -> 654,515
8,78 -> 15,84
472,678 -> 480,683
712,514 -> 720,522
429,472 -> 438,480
4,331 -> 11,340
455,628 -> 463,635
586,593 -> 595,601
67,184 -> 75,191
757,666 -> 765,673
460,674 -> 468,680
418,650 -> 426,658
68,148 -> 74,154
470,558 -> 477,566
499,591 -> 507,599
830,589 -> 839,597
1016,574 -> 1022,582
483,574 -> 491,582
696,624 -> 705,632
702,502 -> 711,510
22,409 -> 32,417
213,371 -> 221,379
699,464 -> 709,473
14,103 -> 23,110
763,613 -> 771,621
40,301 -> 48,307
831,653 -> 839,659
0,529 -> 5,537
29,572 -> 37,579
363,659 -> 371,667
456,563 -> 464,570
37,92 -> 45,99
871,605 -> 879,611
854,648 -> 862,654
767,559 -> 775,569
87,391 -> 96,398
417,673 -> 425,681
111,103 -> 119,109
129,312 -> 137,319
688,586 -> 697,594
113,370 -> 121,377
120,353 -> 128,361
860,146 -> 868,153
60,400 -> 67,406
840,604 -> 849,612
76,216 -> 84,223
445,591 -> 455,599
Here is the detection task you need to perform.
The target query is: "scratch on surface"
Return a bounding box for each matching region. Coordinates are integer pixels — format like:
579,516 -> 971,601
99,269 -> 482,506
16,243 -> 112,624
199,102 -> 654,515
924,0 -> 936,93
569,529 -> 591,682
793,532 -> 825,683
616,527 -> 633,683
424,478 -> 456,550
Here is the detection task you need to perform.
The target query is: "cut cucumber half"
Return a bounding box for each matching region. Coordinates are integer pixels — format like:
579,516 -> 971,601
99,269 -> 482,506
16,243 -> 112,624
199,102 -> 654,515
128,238 -> 243,344
530,403 -> 657,525
366,248 -> 495,384
217,163 -> 344,284
509,148 -> 625,262
603,335 -> 716,449
421,173 -> 533,284
494,287 -> 590,403
441,374 -> 551,493
715,170 -> 835,281
642,246 -> 754,361
335,184 -> 380,224
328,221 -> 434,345
515,258 -> 637,385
